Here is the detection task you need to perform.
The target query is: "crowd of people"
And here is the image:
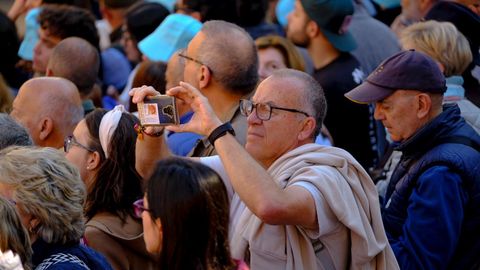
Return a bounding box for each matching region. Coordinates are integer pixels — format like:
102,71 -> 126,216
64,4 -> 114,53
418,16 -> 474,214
0,0 -> 479,269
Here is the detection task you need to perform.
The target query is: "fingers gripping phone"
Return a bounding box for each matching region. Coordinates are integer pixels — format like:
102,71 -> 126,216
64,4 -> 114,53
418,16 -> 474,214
137,95 -> 179,126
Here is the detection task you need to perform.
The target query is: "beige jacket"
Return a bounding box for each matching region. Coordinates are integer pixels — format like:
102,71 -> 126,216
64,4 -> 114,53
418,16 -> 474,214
84,212 -> 156,270
231,144 -> 399,270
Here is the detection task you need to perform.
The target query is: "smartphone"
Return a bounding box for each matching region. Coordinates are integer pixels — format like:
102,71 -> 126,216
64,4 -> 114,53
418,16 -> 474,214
137,95 -> 179,126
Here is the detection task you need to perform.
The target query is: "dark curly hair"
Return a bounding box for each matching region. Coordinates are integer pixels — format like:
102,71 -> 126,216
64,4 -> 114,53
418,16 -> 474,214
38,4 -> 99,51
84,109 -> 142,221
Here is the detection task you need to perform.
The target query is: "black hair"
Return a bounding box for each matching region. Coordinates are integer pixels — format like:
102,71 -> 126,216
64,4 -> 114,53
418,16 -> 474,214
183,0 -> 237,23
84,109 -> 143,221
0,11 -> 20,87
146,158 -> 235,270
38,4 -> 100,51
235,0 -> 269,27
125,2 -> 170,42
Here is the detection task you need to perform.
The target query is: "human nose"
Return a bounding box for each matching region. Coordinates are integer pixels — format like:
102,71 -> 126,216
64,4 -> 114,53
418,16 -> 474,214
373,103 -> 384,120
247,106 -> 262,124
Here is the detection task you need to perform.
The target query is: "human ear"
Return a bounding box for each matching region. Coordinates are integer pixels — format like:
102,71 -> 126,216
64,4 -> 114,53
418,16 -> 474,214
198,65 -> 211,89
38,117 -> 53,141
306,20 -> 319,38
298,117 -> 316,141
416,93 -> 431,119
86,151 -> 101,171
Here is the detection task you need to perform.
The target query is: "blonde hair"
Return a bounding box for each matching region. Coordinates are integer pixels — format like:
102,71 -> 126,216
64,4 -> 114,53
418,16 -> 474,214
400,20 -> 472,77
0,196 -> 32,270
255,35 -> 306,72
0,146 -> 86,245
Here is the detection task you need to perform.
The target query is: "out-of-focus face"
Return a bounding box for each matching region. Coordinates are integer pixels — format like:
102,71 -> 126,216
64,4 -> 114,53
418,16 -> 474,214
258,47 -> 288,81
400,0 -> 424,21
142,195 -> 162,254
245,77 -> 310,168
286,0 -> 311,48
121,26 -> 142,63
65,120 -> 93,186
33,28 -> 61,74
10,85 -> 42,145
0,184 -> 33,238
374,90 -> 425,142
182,32 -> 204,90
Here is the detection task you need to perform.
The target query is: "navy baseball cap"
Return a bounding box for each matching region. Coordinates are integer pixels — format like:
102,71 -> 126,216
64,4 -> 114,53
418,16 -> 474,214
345,50 -> 447,103
300,0 -> 356,52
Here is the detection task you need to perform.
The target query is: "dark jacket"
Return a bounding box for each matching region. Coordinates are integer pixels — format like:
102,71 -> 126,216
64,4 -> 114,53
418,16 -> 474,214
382,104 -> 480,270
32,238 -> 112,270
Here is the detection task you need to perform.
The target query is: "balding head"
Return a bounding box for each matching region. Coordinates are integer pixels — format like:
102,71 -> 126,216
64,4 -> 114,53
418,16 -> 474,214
269,69 -> 327,137
196,20 -> 258,95
10,77 -> 83,148
47,37 -> 100,98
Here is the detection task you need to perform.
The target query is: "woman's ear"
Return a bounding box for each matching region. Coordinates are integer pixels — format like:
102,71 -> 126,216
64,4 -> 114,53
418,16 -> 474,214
86,151 -> 101,171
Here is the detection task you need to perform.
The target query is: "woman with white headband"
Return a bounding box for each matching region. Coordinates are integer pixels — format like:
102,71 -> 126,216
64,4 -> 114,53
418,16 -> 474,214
65,105 -> 155,270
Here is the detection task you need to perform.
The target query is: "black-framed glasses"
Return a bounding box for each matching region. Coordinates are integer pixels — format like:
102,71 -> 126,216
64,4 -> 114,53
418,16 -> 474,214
239,99 -> 310,121
133,199 -> 152,218
64,135 -> 95,153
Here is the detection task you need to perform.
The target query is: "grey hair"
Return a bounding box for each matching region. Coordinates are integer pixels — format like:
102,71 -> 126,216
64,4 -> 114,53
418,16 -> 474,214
0,113 -> 33,150
197,20 -> 258,96
0,146 -> 86,245
270,69 -> 327,138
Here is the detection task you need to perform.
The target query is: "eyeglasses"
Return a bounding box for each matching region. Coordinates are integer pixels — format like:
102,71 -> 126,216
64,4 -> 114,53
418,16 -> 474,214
178,52 -> 207,67
64,135 -> 95,153
239,99 -> 310,121
133,199 -> 152,218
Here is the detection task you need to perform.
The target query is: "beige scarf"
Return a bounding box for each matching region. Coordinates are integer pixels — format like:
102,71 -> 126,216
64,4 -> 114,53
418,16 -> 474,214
231,144 -> 398,270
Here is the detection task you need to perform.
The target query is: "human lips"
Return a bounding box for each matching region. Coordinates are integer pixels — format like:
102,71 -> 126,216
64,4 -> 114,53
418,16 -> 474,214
247,130 -> 263,138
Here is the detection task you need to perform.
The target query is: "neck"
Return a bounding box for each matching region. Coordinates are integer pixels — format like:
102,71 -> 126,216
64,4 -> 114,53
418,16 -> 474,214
204,87 -> 244,122
308,37 -> 341,69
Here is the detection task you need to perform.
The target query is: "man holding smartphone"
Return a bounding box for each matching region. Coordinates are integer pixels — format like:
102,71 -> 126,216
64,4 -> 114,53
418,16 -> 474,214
130,69 -> 398,269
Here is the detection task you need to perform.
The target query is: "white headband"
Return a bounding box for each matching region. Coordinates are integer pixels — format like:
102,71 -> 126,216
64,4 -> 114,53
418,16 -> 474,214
99,105 -> 126,158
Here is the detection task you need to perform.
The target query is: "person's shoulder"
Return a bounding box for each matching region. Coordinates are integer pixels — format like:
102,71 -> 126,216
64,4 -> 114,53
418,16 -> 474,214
35,251 -> 97,270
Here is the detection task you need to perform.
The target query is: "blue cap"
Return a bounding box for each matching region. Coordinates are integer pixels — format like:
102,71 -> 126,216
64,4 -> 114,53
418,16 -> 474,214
345,50 -> 447,103
300,0 -> 356,52
138,14 -> 202,62
18,8 -> 41,61
276,0 -> 295,28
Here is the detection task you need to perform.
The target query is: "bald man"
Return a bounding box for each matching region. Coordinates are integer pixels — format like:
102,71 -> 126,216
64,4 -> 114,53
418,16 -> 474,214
46,37 -> 100,115
10,77 -> 83,148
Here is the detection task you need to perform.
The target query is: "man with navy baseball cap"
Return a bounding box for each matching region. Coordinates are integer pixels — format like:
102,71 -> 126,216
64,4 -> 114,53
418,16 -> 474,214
346,50 -> 480,269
